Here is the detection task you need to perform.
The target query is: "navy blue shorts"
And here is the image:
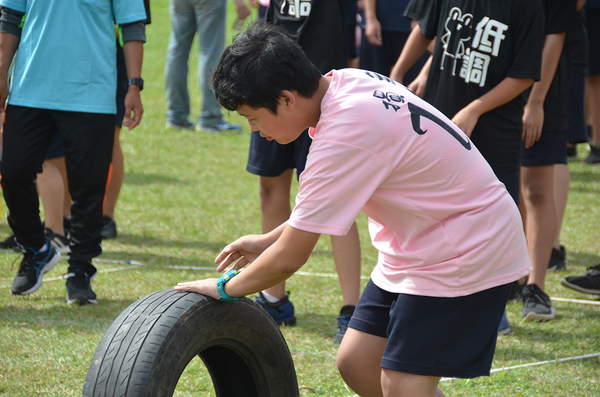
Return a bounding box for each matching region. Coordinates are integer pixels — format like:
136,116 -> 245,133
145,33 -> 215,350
568,72 -> 589,143
246,129 -> 312,179
348,279 -> 511,378
45,134 -> 65,159
521,131 -> 568,166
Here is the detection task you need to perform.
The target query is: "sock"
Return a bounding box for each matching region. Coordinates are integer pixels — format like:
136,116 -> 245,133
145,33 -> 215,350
261,291 -> 282,303
340,305 -> 356,317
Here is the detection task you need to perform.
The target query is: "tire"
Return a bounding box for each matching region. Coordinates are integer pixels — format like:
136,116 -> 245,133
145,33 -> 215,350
82,288 -> 299,397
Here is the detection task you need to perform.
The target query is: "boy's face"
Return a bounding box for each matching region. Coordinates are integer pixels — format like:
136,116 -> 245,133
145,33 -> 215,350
236,93 -> 306,145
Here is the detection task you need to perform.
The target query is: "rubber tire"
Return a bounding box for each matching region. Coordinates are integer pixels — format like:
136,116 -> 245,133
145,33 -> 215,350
82,288 -> 299,397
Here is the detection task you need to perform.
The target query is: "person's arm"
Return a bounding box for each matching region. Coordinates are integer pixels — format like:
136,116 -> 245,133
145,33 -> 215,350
522,32 -> 566,148
120,21 -> 146,129
451,77 -> 535,137
0,7 -> 22,109
363,0 -> 382,46
390,24 -> 431,83
406,54 -> 431,97
175,224 -> 320,300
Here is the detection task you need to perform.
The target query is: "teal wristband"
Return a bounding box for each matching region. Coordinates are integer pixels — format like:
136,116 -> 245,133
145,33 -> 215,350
216,270 -> 242,302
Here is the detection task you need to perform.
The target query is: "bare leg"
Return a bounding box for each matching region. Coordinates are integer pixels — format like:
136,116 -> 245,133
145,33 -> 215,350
36,159 -> 66,236
586,75 -> 600,145
331,221 -> 361,307
553,163 -> 569,248
103,126 -> 123,219
381,370 -> 445,397
54,157 -> 71,218
521,165 -> 557,290
259,170 -> 294,299
336,328 -> 387,397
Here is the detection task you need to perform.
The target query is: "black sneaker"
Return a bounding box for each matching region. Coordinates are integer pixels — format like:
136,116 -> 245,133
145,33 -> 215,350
507,279 -> 526,302
255,291 -> 296,326
333,305 -> 355,345
11,241 -> 61,295
560,264 -> 600,296
548,245 -> 567,271
566,144 -> 577,161
0,233 -> 18,251
583,144 -> 600,164
521,283 -> 556,321
66,268 -> 97,305
101,215 -> 117,239
44,228 -> 71,254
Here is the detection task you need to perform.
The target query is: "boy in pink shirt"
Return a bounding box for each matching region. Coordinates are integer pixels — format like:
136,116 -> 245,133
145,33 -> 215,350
176,22 -> 531,396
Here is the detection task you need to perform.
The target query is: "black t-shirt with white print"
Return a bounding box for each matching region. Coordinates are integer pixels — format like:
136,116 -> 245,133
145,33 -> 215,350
414,0 -> 545,172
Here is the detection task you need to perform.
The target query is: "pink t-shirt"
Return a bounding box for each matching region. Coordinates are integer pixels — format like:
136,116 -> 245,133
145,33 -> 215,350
288,69 -> 532,297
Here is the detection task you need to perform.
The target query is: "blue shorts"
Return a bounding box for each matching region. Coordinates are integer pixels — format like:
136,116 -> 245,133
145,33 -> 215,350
45,134 -> 65,159
348,279 -> 511,378
246,129 -> 312,179
521,131 -> 568,167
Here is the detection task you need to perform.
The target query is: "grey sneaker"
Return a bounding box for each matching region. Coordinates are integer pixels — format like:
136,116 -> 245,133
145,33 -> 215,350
197,120 -> 242,133
560,264 -> 600,296
11,241 -> 61,295
521,284 -> 556,321
166,120 -> 194,130
101,215 -> 117,239
583,144 -> 600,164
66,268 -> 98,305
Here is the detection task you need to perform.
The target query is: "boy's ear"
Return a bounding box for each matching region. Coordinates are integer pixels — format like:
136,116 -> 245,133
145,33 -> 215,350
279,90 -> 297,111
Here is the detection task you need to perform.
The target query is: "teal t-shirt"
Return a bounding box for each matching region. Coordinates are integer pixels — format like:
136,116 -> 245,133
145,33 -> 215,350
0,0 -> 146,113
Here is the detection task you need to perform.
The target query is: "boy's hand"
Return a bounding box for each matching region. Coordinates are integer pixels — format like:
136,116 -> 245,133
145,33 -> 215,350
522,102 -> 544,149
452,106 -> 480,137
174,278 -> 220,299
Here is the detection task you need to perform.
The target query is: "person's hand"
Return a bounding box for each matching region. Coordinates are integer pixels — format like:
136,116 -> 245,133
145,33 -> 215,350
407,70 -> 427,98
365,19 -> 383,47
123,87 -> 143,129
234,0 -> 252,20
214,234 -> 270,272
451,106 -> 480,137
522,102 -> 544,149
174,278 -> 220,299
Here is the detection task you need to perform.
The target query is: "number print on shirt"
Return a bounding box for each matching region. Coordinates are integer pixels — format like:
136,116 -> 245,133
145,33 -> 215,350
407,102 -> 471,150
281,0 -> 311,18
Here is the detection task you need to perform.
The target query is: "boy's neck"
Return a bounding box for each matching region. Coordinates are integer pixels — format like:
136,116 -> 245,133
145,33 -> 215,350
307,75 -> 331,128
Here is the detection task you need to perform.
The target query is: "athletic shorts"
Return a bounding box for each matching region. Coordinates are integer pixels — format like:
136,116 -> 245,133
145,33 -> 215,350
587,9 -> 600,76
494,170 -> 519,205
246,129 -> 311,179
348,279 -> 511,379
45,134 -> 65,160
521,131 -> 568,166
115,94 -> 126,128
568,72 -> 589,143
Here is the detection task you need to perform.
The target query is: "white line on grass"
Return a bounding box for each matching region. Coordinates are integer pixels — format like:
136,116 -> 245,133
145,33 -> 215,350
550,296 -> 600,306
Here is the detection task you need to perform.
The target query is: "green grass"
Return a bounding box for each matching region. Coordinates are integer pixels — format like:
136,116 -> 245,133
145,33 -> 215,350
1,1 -> 599,395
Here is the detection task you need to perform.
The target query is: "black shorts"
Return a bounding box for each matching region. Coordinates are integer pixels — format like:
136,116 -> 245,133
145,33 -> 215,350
494,170 -> 519,205
45,134 -> 65,160
568,72 -> 589,143
586,9 -> 600,76
521,131 -> 568,166
115,94 -> 126,128
348,279 -> 511,379
246,129 -> 312,178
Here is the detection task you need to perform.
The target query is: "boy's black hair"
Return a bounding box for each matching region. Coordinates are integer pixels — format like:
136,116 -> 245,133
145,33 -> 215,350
210,21 -> 322,114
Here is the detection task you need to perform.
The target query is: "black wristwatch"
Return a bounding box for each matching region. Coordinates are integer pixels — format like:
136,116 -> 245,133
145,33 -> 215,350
128,78 -> 144,91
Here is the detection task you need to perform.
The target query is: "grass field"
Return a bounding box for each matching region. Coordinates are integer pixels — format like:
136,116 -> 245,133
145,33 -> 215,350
1,1 -> 599,396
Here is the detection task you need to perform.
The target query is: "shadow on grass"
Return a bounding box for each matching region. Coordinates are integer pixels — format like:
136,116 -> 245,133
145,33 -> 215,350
124,171 -> 188,185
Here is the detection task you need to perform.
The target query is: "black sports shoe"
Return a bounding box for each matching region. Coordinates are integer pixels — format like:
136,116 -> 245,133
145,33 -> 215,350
101,215 -> 117,239
583,144 -> 600,164
333,305 -> 355,345
0,233 -> 18,251
44,228 -> 71,254
548,245 -> 567,271
66,268 -> 98,305
521,283 -> 556,321
507,279 -> 526,302
255,291 -> 296,326
560,264 -> 600,296
11,241 -> 61,295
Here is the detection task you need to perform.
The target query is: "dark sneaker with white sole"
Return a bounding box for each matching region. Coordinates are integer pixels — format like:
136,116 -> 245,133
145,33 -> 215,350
66,268 -> 98,305
44,228 -> 70,254
0,233 -> 18,251
11,241 -> 61,295
101,215 -> 118,239
560,264 -> 600,296
521,283 -> 556,321
548,245 -> 567,271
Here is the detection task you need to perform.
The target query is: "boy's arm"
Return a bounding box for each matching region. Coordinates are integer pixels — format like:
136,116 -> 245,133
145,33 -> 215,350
390,24 -> 432,84
364,0 -> 382,46
122,39 -> 144,130
522,32 -> 566,148
175,224 -> 320,300
452,77 -> 535,137
407,54 -> 432,97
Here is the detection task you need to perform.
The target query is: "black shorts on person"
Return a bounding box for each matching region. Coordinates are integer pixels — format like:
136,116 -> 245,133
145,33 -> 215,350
521,131 -> 568,167
246,128 -> 312,178
45,134 -> 66,160
348,279 -> 511,379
